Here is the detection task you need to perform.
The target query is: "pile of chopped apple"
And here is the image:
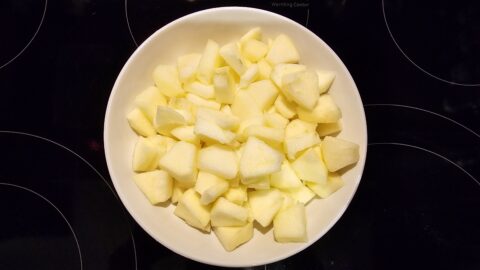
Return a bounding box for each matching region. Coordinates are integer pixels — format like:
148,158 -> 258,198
126,28 -> 360,251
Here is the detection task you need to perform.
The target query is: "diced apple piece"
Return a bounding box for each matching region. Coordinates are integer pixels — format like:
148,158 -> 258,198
171,182 -> 186,204
213,66 -> 237,104
248,189 -> 284,227
297,94 -> 342,123
284,70 -> 320,110
177,53 -> 201,83
242,40 -> 268,62
317,121 -> 342,137
223,186 -> 247,205
273,203 -> 307,242
243,125 -> 285,146
219,42 -> 246,75
239,137 -> 284,180
174,189 -> 210,232
197,39 -> 221,84
133,137 -> 159,172
306,172 -> 345,198
284,132 -> 320,159
158,141 -> 197,187
152,65 -> 184,97
270,161 -> 302,189
274,94 -> 297,119
127,108 -> 156,137
194,117 -> 236,144
184,81 -> 215,99
291,146 -> 328,184
285,119 -> 317,138
257,59 -> 272,80
231,91 -> 262,121
245,80 -> 279,111
146,135 -> 176,158
270,63 -> 306,89
239,27 -> 262,44
186,93 -> 221,110
321,136 -> 360,172
239,64 -> 259,88
170,126 -> 200,146
266,34 -> 300,65
198,144 -> 238,179
153,106 -> 186,135
213,222 -> 253,252
317,70 -> 336,94
133,170 -> 173,204
194,171 -> 229,205
211,197 -> 249,227
134,86 -> 167,121
286,184 -> 316,204
264,112 -> 289,129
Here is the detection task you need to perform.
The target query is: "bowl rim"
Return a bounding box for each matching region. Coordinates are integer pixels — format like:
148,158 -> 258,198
104,6 -> 368,267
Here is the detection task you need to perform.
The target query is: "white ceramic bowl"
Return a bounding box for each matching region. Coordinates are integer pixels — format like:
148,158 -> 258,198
104,6 -> 367,267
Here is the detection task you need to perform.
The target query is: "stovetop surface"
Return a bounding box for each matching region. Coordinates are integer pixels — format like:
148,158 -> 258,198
0,1 -> 479,269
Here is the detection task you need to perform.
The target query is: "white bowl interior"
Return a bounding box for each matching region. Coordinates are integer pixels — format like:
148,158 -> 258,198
104,7 -> 367,267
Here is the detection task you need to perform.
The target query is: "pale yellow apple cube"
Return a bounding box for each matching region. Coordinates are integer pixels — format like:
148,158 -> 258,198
195,171 -> 229,205
177,53 -> 201,83
284,132 -> 321,159
127,108 -> 156,137
213,222 -> 253,251
153,106 -> 186,136
197,39 -> 221,84
133,137 -> 159,172
297,94 -> 342,123
158,141 -> 198,187
242,39 -> 268,62
284,70 -> 320,110
239,64 -> 259,88
291,146 -> 328,184
219,42 -> 246,75
270,160 -> 302,189
134,86 -> 167,121
239,137 -> 284,180
211,197 -> 249,227
321,136 -> 360,172
174,189 -> 211,232
198,144 -> 238,179
170,125 -> 200,146
133,170 -> 173,204
285,184 -> 316,204
152,65 -> 184,97
184,81 -> 215,99
257,59 -> 272,80
213,66 -> 237,104
317,70 -> 336,94
266,34 -> 300,65
248,189 -> 284,227
306,172 -> 345,198
273,203 -> 307,242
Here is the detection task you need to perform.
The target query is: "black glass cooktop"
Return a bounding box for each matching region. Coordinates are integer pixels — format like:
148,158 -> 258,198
1,0 -> 479,269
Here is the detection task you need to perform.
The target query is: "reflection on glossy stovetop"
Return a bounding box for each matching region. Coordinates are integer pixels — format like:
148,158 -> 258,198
0,0 -> 479,269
